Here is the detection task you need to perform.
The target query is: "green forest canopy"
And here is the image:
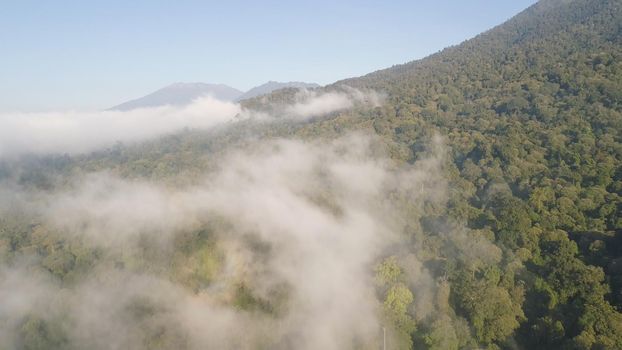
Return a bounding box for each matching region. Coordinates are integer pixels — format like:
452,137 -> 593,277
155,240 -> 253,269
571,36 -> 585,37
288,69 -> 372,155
1,0 -> 622,349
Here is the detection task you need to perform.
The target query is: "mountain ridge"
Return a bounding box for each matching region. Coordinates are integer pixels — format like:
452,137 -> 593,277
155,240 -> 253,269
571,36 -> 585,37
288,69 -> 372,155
3,1 -> 622,349
235,81 -> 320,101
335,0 -> 619,91
109,81 -> 320,110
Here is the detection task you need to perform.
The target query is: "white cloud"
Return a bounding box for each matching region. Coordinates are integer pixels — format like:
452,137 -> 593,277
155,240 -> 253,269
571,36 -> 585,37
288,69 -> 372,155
0,133 -> 446,350
0,87 -> 381,158
0,97 -> 241,158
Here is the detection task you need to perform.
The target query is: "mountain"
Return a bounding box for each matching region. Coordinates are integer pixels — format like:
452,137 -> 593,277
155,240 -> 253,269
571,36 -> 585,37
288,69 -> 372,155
109,81 -> 319,110
322,0 -> 622,348
236,81 -> 320,101
246,1 -> 622,347
339,0 -> 621,93
3,1 -> 622,350
109,82 -> 243,111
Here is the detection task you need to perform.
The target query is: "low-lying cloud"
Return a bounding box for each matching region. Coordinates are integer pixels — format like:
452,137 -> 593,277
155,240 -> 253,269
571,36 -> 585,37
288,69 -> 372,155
0,88 -> 381,158
0,85 -> 497,350
0,97 -> 239,158
0,133 -> 445,350
285,87 -> 382,118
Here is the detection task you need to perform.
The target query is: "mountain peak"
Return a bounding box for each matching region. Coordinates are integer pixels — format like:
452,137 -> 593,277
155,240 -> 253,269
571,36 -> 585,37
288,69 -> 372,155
109,83 -> 243,111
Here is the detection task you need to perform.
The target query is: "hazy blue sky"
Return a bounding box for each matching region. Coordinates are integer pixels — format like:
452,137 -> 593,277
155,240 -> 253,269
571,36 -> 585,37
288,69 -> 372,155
0,0 -> 537,111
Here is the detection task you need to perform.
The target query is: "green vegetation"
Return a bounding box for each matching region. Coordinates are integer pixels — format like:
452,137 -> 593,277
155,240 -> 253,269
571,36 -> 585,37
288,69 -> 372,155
1,0 -> 622,349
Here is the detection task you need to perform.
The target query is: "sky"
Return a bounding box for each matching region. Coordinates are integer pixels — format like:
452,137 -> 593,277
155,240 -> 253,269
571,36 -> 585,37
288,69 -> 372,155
0,0 -> 537,112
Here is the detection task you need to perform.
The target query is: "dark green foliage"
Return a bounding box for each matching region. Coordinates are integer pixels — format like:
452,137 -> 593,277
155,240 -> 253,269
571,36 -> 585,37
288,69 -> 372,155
338,0 -> 622,347
1,0 -> 622,349
20,315 -> 68,350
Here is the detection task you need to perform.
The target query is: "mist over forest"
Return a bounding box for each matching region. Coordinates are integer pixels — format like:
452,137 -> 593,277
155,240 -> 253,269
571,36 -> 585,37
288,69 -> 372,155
2,0 -> 622,349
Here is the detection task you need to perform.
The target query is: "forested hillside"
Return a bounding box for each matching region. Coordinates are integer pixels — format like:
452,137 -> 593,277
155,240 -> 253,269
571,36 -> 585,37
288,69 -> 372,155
339,0 -> 622,347
1,0 -> 621,349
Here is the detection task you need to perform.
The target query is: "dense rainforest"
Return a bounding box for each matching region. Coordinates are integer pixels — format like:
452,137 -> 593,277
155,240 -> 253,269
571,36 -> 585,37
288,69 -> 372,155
1,0 -> 622,349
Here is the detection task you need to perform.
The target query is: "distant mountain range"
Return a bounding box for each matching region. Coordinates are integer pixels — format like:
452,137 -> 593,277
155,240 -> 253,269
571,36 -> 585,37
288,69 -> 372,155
109,81 -> 319,111
109,83 -> 243,111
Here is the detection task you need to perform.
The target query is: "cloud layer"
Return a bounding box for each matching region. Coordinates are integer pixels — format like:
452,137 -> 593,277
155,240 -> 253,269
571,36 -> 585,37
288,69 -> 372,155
0,88 -> 381,158
0,97 -> 239,157
0,133 -> 445,350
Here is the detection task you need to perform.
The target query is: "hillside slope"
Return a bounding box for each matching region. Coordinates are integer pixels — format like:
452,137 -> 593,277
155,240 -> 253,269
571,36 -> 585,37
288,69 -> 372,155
2,1 -> 622,349
244,0 -> 622,348
323,0 -> 622,348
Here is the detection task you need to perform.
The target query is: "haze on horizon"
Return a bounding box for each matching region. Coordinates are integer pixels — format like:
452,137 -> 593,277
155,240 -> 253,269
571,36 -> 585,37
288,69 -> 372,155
0,0 -> 536,112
